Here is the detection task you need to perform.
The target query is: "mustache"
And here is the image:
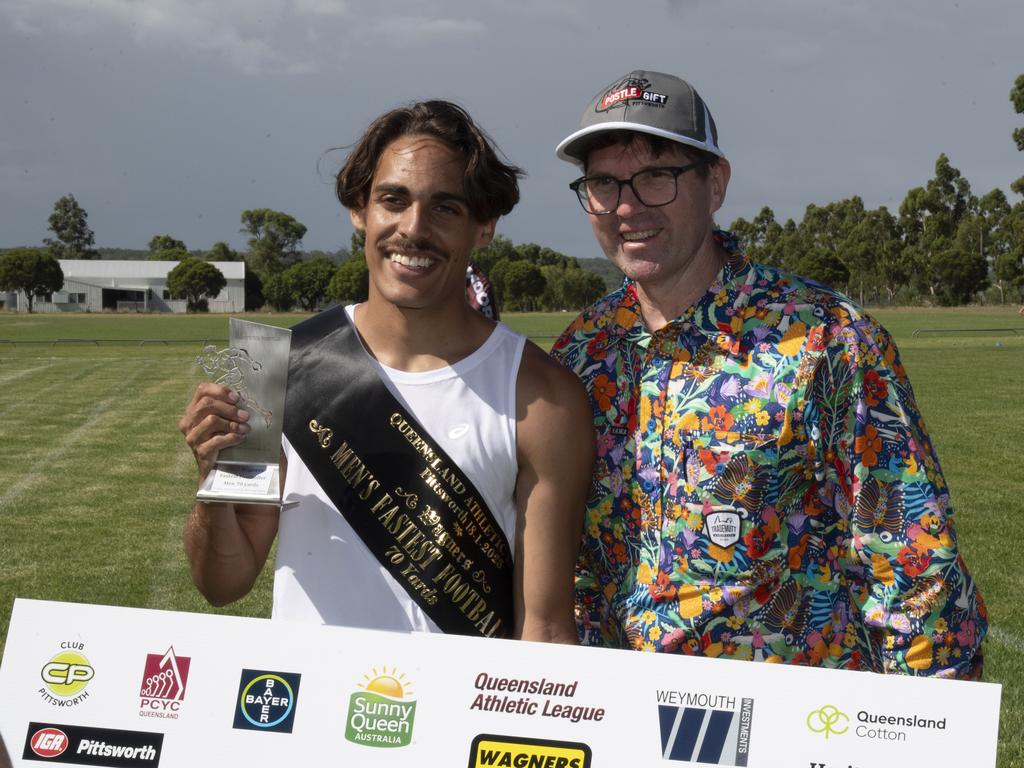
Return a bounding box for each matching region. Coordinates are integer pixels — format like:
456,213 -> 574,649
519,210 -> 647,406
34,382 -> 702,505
378,236 -> 446,260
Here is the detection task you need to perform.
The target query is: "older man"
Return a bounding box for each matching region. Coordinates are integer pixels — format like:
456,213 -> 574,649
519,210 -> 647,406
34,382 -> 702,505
551,70 -> 986,676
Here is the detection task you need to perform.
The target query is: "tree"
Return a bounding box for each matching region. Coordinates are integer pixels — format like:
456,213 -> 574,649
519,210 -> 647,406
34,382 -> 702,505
166,257 -> 226,312
262,273 -> 296,312
240,209 -> 307,276
994,203 -> 1024,302
493,259 -> 545,311
899,154 -> 976,302
207,241 -> 242,262
148,234 -> 188,261
327,253 -> 369,304
0,247 -> 64,313
471,233 -> 518,275
1011,74 -> 1024,197
730,206 -> 784,267
45,194 -> 97,259
287,257 -> 336,311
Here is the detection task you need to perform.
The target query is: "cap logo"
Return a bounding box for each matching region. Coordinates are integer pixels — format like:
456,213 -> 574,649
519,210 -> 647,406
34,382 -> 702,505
597,77 -> 667,112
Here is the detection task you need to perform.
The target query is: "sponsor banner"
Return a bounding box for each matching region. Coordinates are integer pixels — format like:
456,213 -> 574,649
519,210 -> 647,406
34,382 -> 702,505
23,722 -> 162,766
467,734 -> 591,768
0,599 -> 1003,767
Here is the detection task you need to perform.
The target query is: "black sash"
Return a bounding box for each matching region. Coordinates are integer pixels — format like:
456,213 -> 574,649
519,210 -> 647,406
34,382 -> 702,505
283,306 -> 514,638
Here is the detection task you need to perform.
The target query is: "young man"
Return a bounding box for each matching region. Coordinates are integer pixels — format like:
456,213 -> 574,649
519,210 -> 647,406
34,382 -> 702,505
180,100 -> 592,643
550,71 -> 987,676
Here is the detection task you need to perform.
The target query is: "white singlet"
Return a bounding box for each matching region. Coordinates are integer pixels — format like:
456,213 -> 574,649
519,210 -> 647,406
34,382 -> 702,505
272,306 -> 526,631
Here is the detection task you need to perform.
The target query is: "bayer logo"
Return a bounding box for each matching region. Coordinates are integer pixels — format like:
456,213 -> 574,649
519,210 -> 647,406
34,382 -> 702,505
232,669 -> 302,733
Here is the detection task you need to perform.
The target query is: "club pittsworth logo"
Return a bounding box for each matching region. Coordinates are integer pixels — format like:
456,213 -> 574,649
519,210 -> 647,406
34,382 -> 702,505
806,705 -> 849,739
139,647 -> 190,719
345,666 -> 416,748
468,734 -> 592,768
23,722 -> 163,766
597,76 -> 668,112
705,510 -> 741,547
232,669 -> 301,733
38,641 -> 95,707
656,691 -> 753,766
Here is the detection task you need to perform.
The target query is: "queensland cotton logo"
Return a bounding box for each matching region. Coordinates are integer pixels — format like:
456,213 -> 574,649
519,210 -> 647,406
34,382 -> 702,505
345,666 -> 416,748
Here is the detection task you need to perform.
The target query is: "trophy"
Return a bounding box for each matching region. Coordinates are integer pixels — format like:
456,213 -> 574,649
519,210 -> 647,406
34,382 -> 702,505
195,319 -> 291,506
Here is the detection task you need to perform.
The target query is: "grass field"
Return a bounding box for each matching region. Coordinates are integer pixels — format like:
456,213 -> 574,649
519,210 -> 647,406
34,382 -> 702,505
1,307 -> 1023,765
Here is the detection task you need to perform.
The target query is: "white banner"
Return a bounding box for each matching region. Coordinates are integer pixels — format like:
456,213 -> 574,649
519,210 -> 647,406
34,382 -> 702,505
0,599 -> 1001,767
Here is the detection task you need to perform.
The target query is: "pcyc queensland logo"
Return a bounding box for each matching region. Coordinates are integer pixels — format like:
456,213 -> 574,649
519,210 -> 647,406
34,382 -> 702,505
38,642 -> 95,707
345,666 -> 416,748
806,705 -> 849,739
233,669 -> 301,733
140,647 -> 190,719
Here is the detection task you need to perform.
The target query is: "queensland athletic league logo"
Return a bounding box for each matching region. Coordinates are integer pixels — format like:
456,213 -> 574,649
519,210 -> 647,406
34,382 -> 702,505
345,666 -> 416,748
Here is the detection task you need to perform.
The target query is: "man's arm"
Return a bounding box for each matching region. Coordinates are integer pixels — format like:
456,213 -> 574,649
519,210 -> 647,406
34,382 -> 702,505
817,320 -> 986,678
179,382 -> 281,606
513,343 -> 595,644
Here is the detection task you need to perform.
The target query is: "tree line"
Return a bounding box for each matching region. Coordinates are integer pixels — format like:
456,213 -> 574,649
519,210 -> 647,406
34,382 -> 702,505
729,74 -> 1024,306
4,74 -> 1022,312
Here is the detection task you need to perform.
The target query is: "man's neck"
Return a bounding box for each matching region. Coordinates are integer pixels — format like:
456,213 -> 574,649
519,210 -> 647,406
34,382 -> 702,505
635,241 -> 727,332
353,298 -> 494,372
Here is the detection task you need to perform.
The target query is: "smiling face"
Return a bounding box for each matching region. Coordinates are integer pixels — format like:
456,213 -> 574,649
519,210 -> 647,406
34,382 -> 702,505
350,134 -> 496,312
583,137 -> 730,304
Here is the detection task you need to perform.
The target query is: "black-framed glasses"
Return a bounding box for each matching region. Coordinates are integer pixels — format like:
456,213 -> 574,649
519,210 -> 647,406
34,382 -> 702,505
569,160 -> 710,215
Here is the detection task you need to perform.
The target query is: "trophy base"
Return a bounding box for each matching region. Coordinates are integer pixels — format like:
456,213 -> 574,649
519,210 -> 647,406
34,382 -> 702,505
196,462 -> 282,506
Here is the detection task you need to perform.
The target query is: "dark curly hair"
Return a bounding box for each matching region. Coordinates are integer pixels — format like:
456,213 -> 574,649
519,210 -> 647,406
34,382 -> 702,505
336,100 -> 523,223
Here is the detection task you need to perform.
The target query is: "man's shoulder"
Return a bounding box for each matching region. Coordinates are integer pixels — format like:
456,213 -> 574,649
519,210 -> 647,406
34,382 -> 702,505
549,283 -> 634,366
740,260 -> 890,344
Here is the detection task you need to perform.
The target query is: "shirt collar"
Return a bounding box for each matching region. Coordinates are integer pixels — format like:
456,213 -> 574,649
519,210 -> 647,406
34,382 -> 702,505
591,229 -> 752,353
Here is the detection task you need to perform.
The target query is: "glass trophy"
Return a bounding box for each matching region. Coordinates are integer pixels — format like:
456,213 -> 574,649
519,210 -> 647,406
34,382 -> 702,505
195,318 -> 291,506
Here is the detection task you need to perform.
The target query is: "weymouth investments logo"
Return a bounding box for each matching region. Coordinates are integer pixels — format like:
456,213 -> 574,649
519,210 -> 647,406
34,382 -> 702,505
345,666 -> 416,748
233,669 -> 301,733
139,647 -> 190,719
656,690 -> 753,766
806,705 -> 849,739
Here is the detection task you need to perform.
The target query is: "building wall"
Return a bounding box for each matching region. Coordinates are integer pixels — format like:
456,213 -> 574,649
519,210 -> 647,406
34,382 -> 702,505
8,261 -> 246,313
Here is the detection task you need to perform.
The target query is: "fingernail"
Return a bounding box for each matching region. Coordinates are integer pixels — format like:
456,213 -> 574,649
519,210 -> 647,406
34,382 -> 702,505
238,423 -> 250,434
228,390 -> 240,403
238,410 -> 250,422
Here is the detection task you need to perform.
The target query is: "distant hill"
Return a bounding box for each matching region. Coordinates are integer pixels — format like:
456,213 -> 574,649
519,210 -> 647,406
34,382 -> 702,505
576,257 -> 624,293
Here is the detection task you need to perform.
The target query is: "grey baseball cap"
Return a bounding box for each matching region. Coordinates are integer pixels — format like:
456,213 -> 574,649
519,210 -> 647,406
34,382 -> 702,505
556,70 -> 725,165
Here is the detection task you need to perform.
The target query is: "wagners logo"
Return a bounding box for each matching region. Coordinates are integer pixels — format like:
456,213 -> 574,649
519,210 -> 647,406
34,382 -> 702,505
22,722 -> 162,766
232,669 -> 301,733
39,641 -> 94,707
468,734 -> 592,768
346,666 -> 416,748
656,690 -> 753,766
139,647 -> 190,719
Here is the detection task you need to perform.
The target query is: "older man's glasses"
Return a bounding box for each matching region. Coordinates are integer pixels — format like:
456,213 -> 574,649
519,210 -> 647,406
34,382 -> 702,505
569,160 -> 710,215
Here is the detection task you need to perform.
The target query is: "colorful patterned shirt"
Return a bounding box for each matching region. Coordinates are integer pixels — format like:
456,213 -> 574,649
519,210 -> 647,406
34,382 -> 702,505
551,231 -> 986,678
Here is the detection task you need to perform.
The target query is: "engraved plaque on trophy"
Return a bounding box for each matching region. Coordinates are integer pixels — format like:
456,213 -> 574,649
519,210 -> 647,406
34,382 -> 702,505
196,319 -> 291,506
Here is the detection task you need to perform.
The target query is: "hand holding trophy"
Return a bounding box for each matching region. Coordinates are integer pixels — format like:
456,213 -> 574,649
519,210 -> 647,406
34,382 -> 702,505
192,319 -> 291,506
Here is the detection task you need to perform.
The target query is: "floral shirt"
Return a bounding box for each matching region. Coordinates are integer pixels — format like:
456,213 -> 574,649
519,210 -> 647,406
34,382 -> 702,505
551,231 -> 986,678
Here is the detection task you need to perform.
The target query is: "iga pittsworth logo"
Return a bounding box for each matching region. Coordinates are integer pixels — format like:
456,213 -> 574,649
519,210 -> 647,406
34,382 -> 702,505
38,641 -> 95,707
345,666 -> 416,748
468,734 -> 592,768
656,690 -> 753,766
233,669 -> 301,733
23,721 -> 162,766
139,647 -> 190,719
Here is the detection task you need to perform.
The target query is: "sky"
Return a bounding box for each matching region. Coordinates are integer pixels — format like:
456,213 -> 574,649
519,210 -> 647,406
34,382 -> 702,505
1,0 -> 1022,261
